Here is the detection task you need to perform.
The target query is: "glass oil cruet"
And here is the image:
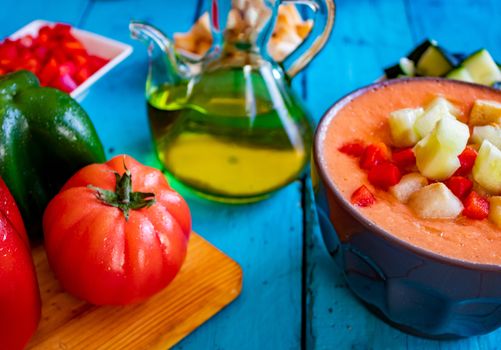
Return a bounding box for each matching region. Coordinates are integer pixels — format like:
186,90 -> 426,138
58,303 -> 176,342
130,0 -> 335,202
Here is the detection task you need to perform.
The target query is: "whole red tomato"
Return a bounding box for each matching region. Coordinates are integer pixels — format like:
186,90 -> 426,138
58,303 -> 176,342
0,178 -> 41,349
43,155 -> 191,305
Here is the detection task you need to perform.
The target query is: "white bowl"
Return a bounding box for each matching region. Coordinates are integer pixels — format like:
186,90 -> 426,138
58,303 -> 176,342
9,19 -> 133,101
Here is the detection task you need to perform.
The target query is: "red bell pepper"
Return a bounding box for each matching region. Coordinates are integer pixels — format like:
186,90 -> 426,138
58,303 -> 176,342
368,162 -> 402,189
445,176 -> 473,200
454,146 -> 478,176
351,185 -> 376,207
0,178 -> 41,349
392,147 -> 416,169
462,191 -> 489,220
338,141 -> 365,157
360,142 -> 390,170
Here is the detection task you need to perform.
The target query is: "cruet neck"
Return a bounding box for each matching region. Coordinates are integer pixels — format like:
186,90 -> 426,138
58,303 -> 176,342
129,21 -> 192,81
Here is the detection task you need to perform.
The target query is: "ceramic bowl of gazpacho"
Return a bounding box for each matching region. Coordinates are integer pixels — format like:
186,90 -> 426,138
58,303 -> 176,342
313,77 -> 501,339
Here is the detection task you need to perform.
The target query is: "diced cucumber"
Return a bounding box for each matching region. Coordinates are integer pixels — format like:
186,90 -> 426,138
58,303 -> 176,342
385,58 -> 415,78
415,45 -> 456,76
414,97 -> 459,138
473,140 -> 501,194
406,40 -> 457,76
462,49 -> 501,85
389,107 -> 422,147
407,40 -> 438,63
472,125 -> 501,149
446,66 -> 474,82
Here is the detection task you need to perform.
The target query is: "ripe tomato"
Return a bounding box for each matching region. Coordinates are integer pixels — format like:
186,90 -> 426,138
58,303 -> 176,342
0,178 -> 41,349
43,155 -> 191,305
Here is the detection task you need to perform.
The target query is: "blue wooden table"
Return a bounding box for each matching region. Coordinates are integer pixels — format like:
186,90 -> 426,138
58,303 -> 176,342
3,1 -> 501,349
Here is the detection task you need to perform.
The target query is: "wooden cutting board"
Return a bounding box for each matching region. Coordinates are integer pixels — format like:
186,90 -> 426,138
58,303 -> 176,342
27,233 -> 242,349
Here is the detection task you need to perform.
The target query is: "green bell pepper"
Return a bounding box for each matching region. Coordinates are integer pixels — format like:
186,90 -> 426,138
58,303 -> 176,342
0,70 -> 105,238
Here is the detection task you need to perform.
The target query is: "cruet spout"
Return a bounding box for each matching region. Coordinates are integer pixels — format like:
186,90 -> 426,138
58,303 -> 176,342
129,21 -> 192,94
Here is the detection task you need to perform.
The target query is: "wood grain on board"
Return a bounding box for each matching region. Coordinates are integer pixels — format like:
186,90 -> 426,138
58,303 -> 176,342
27,233 -> 242,350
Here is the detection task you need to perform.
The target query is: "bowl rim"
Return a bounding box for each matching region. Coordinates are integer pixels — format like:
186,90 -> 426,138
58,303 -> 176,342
314,76 -> 501,272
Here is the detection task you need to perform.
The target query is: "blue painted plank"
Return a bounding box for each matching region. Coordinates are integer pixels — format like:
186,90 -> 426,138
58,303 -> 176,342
305,0 -> 501,349
175,184 -> 303,350
304,0 -> 414,125
405,0 -> 501,59
0,0 -> 89,37
81,1 -> 304,349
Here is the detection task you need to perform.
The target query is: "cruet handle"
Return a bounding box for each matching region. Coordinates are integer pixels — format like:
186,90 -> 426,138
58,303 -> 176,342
280,0 -> 335,78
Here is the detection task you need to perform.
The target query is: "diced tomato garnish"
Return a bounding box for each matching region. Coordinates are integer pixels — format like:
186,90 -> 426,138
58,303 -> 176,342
445,176 -> 473,200
19,35 -> 35,49
454,146 -> 478,176
75,66 -> 91,84
38,25 -> 53,38
462,191 -> 489,220
360,143 -> 390,170
33,46 -> 48,61
338,141 -> 365,157
52,23 -> 72,38
73,54 -> 88,67
392,147 -> 416,169
38,58 -> 59,86
19,58 -> 40,75
52,73 -> 78,93
52,49 -> 68,63
63,41 -> 87,56
367,161 -> 402,189
351,185 -> 376,207
0,42 -> 18,69
58,61 -> 77,76
87,55 -> 108,72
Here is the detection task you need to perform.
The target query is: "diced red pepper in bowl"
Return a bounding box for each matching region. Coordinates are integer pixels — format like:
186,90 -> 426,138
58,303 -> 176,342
454,146 -> 478,176
0,23 -> 109,93
392,147 -> 416,170
445,176 -> 473,200
351,185 -> 376,207
462,191 -> 489,220
368,162 -> 402,189
338,141 -> 366,157
360,143 -> 390,170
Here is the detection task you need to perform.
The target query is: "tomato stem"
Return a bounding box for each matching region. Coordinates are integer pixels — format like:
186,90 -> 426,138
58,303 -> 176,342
88,165 -> 155,220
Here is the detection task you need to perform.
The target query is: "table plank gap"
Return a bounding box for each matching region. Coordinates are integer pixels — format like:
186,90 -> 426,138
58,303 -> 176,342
76,0 -> 94,28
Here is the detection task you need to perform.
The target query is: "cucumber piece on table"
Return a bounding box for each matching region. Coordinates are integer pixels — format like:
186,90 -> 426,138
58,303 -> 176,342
407,39 -> 438,63
407,39 -> 457,76
446,66 -> 474,82
462,49 -> 501,85
416,46 -> 456,76
452,53 -> 467,62
384,57 -> 415,78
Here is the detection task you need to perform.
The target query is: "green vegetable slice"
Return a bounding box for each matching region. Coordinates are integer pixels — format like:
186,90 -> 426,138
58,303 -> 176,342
446,66 -> 474,82
462,49 -> 501,85
415,45 -> 455,76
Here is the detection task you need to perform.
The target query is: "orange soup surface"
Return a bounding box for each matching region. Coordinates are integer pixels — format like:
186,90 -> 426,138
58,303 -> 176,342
322,79 -> 501,265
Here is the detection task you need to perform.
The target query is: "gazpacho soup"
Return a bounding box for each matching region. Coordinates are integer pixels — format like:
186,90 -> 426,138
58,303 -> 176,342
321,79 -> 501,264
